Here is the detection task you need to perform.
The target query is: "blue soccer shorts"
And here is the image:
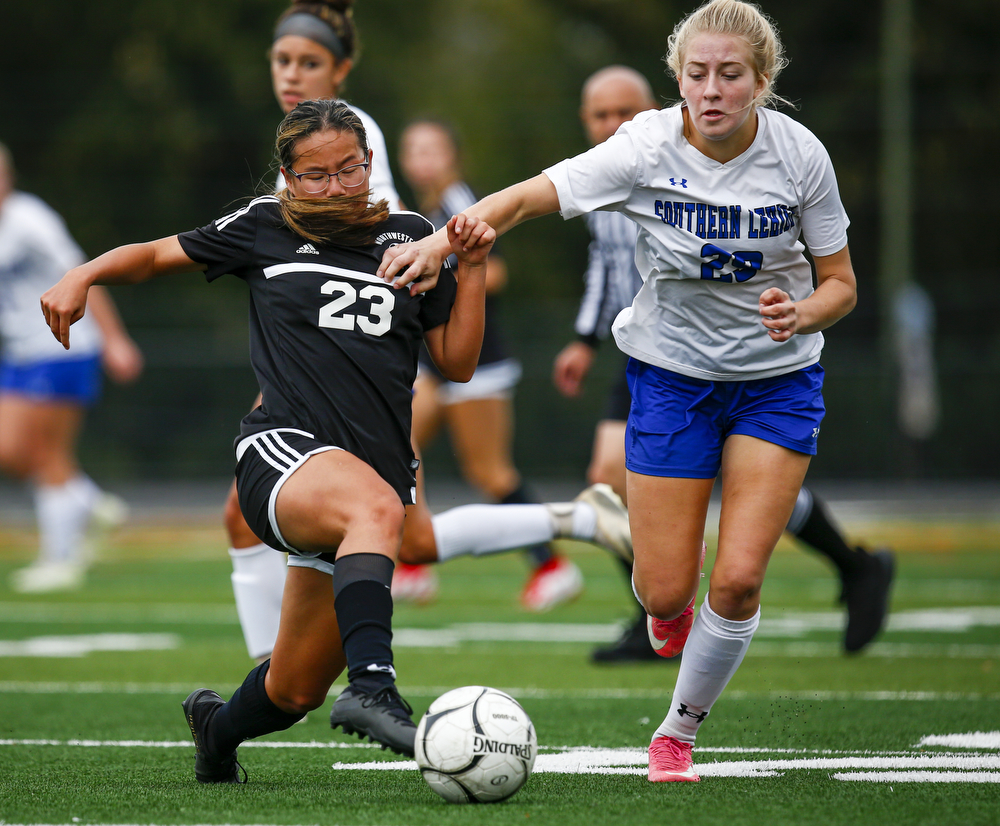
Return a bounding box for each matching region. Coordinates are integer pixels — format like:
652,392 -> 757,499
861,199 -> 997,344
0,355 -> 102,404
624,359 -> 825,479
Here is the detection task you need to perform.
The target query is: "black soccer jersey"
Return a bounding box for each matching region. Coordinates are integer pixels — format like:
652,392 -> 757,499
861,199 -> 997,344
177,196 -> 457,499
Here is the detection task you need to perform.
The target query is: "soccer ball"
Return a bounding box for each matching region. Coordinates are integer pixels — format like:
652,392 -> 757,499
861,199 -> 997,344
414,685 -> 536,803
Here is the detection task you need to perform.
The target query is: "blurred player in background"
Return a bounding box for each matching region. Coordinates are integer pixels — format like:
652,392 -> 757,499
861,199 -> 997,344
0,142 -> 142,593
554,66 -> 894,662
224,0 -> 631,668
395,118 -> 584,611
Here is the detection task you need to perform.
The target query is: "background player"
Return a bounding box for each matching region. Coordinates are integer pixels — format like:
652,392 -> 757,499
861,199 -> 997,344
0,141 -> 142,593
555,65 -> 895,661
396,117 -> 583,611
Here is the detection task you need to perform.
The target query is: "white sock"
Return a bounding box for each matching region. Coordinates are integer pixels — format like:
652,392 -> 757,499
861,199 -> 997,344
544,501 -> 598,542
433,504 -> 555,562
230,543 -> 287,660
33,476 -> 97,565
654,593 -> 760,744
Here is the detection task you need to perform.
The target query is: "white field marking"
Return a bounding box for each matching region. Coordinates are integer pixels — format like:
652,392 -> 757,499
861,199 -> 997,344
833,771 -> 1000,783
332,750 -> 1000,779
918,731 -> 1000,749
0,602 -> 237,624
756,606 -> 1000,637
0,739 -> 384,749
747,641 -> 1000,658
2,738 -> 996,783
0,633 -> 179,657
1,682 -> 999,702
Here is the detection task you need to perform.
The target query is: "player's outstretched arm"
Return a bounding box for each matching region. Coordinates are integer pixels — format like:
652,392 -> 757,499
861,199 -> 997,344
41,236 -> 202,350
380,174 -> 559,291
423,215 -> 495,383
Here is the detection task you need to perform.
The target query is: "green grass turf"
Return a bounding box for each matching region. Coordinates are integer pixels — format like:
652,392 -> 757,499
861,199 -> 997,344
0,523 -> 998,825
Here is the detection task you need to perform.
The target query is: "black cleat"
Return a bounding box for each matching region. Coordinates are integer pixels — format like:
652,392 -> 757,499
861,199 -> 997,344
329,683 -> 417,757
841,548 -> 896,653
182,688 -> 247,784
591,613 -> 683,664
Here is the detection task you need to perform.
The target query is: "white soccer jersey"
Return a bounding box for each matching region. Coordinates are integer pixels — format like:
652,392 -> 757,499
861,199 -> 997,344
0,191 -> 101,364
275,101 -> 401,208
545,106 -> 850,381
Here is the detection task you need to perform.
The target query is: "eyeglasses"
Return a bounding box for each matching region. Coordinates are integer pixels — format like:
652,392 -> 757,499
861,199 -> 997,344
287,160 -> 370,193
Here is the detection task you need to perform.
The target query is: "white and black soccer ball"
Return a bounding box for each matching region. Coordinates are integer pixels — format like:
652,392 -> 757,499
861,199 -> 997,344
414,685 -> 536,804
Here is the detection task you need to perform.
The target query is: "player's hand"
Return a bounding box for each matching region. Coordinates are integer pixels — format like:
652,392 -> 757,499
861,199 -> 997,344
40,269 -> 91,349
379,227 -> 452,296
102,334 -> 144,384
759,287 -> 798,342
553,341 -> 596,397
447,214 -> 495,269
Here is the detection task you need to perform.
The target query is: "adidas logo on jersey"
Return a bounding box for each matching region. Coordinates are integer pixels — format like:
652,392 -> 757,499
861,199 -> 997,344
296,243 -> 319,255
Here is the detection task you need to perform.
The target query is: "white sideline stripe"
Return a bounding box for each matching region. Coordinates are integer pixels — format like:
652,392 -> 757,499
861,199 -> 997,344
1,682 -> 999,702
833,771 -> 1000,783
918,731 -> 1000,749
0,633 -> 179,657
4,739 -> 997,783
333,751 -> 1000,777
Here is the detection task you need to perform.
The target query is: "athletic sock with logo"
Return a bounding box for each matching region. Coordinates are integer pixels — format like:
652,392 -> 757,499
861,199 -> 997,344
654,594 -> 759,743
333,552 -> 397,692
208,659 -> 304,757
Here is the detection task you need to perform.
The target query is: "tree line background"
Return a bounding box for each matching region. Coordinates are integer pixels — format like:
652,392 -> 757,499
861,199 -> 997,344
2,0 -> 998,482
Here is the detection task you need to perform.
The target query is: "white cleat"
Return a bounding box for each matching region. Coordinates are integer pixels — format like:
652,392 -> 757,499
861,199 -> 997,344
574,484 -> 633,563
81,492 -> 129,564
9,561 -> 86,593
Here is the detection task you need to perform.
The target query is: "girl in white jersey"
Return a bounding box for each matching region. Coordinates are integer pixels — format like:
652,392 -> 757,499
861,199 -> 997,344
379,0 -> 858,783
0,143 -> 142,594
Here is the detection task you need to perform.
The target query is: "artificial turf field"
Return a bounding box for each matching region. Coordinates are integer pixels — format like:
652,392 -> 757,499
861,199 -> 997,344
0,511 -> 998,826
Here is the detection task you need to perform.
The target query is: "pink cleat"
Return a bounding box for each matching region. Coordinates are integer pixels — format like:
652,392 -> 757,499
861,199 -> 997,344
648,735 -> 699,782
647,541 -> 707,658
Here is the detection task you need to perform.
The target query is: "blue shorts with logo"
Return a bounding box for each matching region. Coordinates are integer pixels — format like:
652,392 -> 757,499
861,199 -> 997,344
625,359 -> 825,479
0,355 -> 102,404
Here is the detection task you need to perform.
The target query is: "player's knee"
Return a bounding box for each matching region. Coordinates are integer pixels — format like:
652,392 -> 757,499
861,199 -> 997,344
708,568 -> 763,619
354,492 -> 406,542
633,570 -> 694,621
269,683 -> 328,715
399,519 -> 437,564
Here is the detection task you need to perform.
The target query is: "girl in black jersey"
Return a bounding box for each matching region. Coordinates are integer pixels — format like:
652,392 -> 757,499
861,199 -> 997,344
41,99 -> 494,780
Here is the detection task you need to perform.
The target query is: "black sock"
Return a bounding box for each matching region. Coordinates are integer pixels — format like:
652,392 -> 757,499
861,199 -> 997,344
209,660 -> 303,757
791,494 -> 865,578
333,553 -> 396,692
501,483 -> 554,567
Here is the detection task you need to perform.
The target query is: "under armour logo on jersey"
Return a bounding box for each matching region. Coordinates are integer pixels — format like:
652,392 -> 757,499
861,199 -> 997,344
812,427 -> 821,438
296,243 -> 320,255
669,177 -> 689,188
676,704 -> 708,722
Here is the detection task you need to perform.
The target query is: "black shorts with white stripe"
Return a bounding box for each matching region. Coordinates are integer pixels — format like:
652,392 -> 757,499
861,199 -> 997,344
234,428 -> 341,562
